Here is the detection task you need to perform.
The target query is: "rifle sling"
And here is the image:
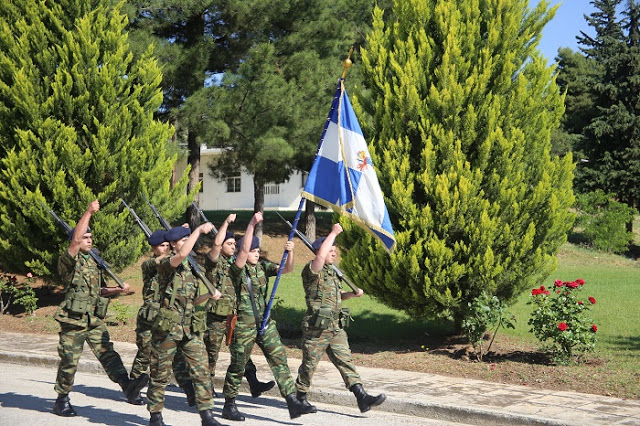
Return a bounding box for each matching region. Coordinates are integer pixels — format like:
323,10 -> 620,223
245,275 -> 263,333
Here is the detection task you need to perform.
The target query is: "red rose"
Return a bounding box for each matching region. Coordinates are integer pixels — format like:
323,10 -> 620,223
588,296 -> 596,305
558,322 -> 568,331
566,281 -> 579,289
543,290 -> 549,295
554,279 -> 563,287
576,278 -> 585,285
578,301 -> 583,305
531,289 -> 539,295
591,324 -> 597,332
539,286 -> 546,291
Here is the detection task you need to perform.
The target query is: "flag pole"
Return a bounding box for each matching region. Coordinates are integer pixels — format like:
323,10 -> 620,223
259,50 -> 354,335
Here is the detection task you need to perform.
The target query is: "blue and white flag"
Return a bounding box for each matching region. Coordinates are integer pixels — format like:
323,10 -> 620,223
302,81 -> 395,253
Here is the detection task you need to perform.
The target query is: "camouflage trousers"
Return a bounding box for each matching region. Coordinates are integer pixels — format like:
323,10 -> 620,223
147,331 -> 214,413
203,315 -> 259,379
295,323 -> 362,394
130,316 -> 191,386
223,320 -> 294,398
54,322 -> 127,395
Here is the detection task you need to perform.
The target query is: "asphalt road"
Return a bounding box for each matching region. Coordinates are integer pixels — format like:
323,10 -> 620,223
0,362 -> 467,426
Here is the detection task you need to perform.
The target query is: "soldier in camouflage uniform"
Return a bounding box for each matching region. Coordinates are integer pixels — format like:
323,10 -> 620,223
295,223 -> 386,413
53,200 -> 149,417
203,213 -> 274,398
221,212 -> 315,421
147,223 -> 224,426
129,229 -> 197,406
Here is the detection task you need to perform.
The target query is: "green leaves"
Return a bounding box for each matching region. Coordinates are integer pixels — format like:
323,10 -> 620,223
343,0 -> 574,326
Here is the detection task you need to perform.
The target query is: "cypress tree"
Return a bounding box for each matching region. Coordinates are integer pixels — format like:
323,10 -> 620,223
341,0 -> 575,327
0,0 -> 191,277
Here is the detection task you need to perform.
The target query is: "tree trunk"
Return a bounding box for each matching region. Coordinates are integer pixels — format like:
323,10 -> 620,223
186,131 -> 200,230
304,200 -> 317,241
253,177 -> 264,240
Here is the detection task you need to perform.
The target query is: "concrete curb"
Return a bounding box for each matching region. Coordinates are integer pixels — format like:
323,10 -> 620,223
0,350 -> 565,426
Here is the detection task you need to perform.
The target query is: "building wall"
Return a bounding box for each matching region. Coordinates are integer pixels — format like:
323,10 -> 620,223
179,146 -> 305,211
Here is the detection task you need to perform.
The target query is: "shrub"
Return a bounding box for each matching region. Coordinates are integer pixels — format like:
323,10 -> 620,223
462,292 -> 515,362
573,190 -> 636,253
528,278 -> 597,363
109,300 -> 133,325
0,271 -> 38,315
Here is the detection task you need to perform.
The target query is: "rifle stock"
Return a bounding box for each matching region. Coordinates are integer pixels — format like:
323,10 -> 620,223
142,195 -> 217,297
274,212 -> 360,293
40,201 -> 126,289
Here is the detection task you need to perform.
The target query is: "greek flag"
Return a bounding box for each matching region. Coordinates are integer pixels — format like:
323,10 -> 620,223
302,80 -> 396,253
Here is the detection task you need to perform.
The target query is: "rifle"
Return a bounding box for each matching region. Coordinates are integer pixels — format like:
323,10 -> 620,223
275,211 -> 361,293
141,194 -> 217,297
40,201 -> 126,289
120,199 -> 152,238
191,201 -> 219,236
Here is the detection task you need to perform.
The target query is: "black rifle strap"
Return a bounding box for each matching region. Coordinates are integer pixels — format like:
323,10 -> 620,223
245,274 -> 263,334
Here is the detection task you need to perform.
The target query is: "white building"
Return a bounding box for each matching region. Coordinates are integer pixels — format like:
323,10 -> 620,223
175,145 -> 307,210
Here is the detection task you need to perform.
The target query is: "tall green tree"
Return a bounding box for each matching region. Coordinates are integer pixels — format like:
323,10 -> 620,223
341,0 -> 575,327
125,0 -> 385,236
574,0 -> 640,217
0,0 -> 191,277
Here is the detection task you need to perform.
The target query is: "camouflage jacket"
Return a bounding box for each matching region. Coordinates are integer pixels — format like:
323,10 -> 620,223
156,253 -> 208,340
230,260 -> 277,326
55,250 -> 106,327
302,262 -> 343,316
204,254 -> 236,317
141,256 -> 161,304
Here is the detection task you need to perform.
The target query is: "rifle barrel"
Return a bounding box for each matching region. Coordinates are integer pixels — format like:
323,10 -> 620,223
274,212 -> 360,292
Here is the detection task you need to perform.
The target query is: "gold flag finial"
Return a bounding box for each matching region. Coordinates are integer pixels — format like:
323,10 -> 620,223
341,46 -> 354,79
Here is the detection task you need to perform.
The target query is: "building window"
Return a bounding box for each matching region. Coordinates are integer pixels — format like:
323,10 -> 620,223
301,171 -> 308,188
264,184 -> 280,195
199,172 -> 203,193
226,172 -> 241,193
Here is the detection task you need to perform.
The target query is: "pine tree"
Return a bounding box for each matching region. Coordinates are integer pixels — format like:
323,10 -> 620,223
575,0 -> 640,215
0,0 -> 191,277
341,0 -> 575,327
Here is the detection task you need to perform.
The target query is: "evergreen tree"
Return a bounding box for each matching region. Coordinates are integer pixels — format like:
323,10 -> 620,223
575,0 -> 640,219
341,0 -> 575,327
0,0 -> 191,277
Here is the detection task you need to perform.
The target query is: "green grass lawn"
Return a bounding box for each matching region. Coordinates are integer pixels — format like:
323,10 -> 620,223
267,241 -> 640,375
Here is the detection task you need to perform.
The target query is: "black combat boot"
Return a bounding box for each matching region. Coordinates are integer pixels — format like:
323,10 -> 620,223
119,373 -> 149,405
221,397 -> 245,421
149,411 -> 165,426
244,368 -> 274,397
53,393 -> 77,417
210,376 -> 219,398
296,391 -> 317,413
181,380 -> 196,407
350,384 -> 386,413
285,393 -> 316,419
200,409 -> 225,425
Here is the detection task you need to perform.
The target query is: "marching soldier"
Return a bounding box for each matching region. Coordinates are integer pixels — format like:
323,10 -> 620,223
53,200 -> 148,417
203,213 -> 275,398
146,223 -> 224,426
295,223 -> 386,413
221,212 -> 315,421
129,229 -> 198,406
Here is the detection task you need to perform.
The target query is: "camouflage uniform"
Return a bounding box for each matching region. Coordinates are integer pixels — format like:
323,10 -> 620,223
223,261 -> 295,398
146,255 -> 215,414
130,256 -> 190,385
203,254 -> 259,380
295,262 -> 362,394
54,251 -> 128,395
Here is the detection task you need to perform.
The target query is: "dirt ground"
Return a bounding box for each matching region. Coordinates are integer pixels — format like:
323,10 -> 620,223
1,233 -> 637,401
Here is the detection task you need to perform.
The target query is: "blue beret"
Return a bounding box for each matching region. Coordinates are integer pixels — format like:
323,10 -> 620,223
223,231 -> 235,242
237,236 -> 260,251
148,230 -> 166,246
68,226 -> 91,240
311,236 -> 334,252
165,226 -> 191,241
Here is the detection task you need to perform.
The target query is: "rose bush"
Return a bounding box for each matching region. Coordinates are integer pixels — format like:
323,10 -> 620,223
528,278 -> 597,363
